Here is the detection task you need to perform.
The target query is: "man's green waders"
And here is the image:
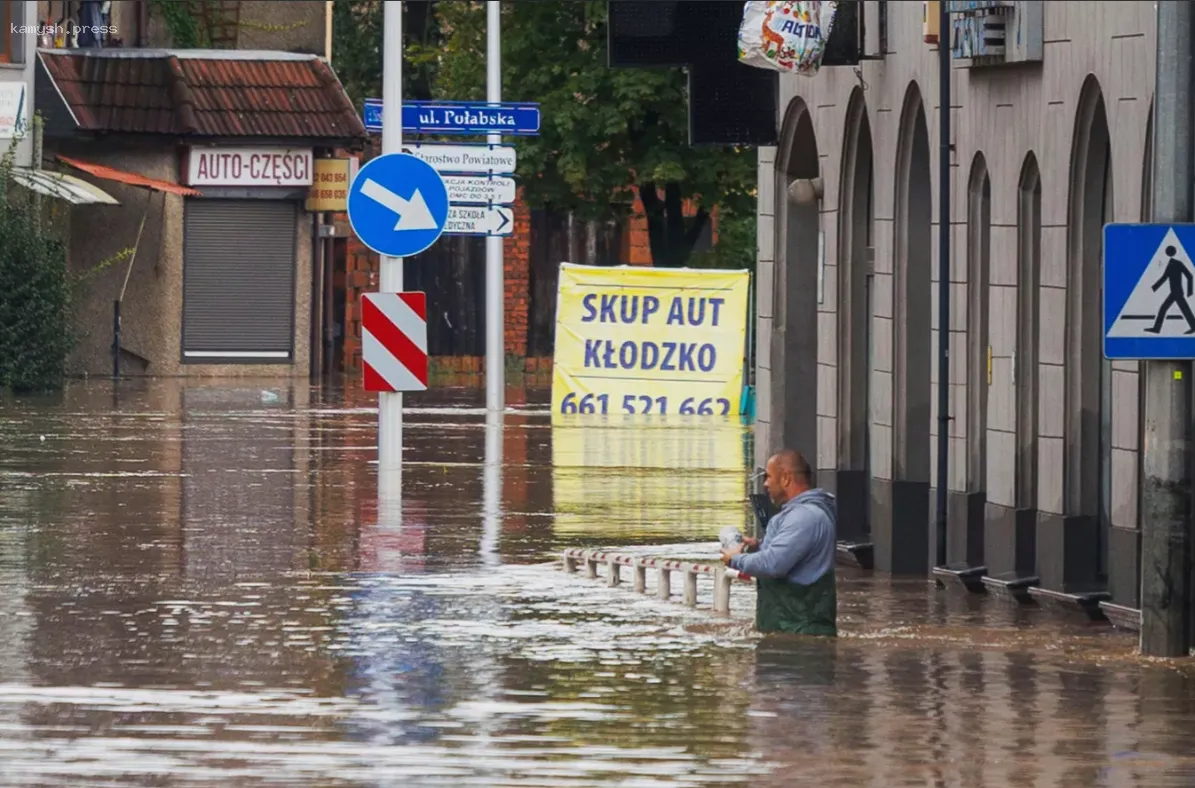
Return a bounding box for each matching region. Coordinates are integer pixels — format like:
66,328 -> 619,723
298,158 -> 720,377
754,569 -> 837,637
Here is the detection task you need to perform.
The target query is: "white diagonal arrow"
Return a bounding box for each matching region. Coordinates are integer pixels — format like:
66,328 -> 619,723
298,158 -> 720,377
360,178 -> 438,231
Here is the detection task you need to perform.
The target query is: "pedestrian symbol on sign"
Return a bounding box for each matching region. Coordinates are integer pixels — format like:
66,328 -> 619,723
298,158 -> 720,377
1144,245 -> 1195,334
1108,229 -> 1195,339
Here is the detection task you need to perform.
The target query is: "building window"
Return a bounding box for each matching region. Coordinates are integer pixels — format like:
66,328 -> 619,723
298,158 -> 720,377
182,199 -> 298,363
1064,78 -> 1111,519
1,1 -> 28,64
1,2 -> 12,63
966,153 -> 991,493
893,82 -> 933,484
1015,155 -> 1041,510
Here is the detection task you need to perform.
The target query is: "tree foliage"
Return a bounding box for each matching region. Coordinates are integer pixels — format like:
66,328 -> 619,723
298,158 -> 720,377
148,0 -> 208,47
0,143 -> 73,393
333,0 -> 441,103
332,0 -> 758,268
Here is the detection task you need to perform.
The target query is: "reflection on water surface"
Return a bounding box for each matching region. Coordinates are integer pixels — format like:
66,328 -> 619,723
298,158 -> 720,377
0,379 -> 1192,787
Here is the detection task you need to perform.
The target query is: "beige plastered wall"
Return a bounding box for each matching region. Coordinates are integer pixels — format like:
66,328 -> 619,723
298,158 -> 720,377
54,139 -> 313,379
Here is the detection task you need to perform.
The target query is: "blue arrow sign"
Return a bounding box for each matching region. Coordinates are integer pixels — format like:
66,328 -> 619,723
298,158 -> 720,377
363,99 -> 540,136
347,153 -> 449,258
1104,223 -> 1195,359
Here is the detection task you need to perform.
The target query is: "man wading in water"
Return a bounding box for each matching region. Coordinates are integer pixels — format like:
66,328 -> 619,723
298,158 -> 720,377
720,449 -> 837,636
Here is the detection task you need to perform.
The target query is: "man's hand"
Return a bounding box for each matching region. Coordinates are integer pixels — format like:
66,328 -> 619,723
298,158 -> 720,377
742,536 -> 760,551
720,542 -> 745,565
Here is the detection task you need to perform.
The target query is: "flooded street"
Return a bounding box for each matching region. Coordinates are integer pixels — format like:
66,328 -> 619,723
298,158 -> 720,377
2,379 -> 1195,787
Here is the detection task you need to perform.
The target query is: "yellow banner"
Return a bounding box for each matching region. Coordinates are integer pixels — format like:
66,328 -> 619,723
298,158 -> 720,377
551,264 -> 750,420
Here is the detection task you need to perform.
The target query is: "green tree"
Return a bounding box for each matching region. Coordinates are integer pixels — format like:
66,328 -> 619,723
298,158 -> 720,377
0,142 -> 73,393
432,0 -> 756,268
332,0 -> 757,269
333,0 -> 443,108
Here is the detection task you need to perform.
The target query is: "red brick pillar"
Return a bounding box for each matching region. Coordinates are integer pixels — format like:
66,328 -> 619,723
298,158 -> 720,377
621,188 -> 720,266
503,190 -> 532,360
625,193 -> 653,266
343,234 -> 379,374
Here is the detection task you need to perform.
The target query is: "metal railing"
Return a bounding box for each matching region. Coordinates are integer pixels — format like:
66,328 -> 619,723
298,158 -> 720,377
561,548 -> 752,616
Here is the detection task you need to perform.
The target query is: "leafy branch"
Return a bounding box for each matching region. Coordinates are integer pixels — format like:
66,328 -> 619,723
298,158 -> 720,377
148,0 -> 208,47
0,125 -> 74,393
75,247 -> 136,282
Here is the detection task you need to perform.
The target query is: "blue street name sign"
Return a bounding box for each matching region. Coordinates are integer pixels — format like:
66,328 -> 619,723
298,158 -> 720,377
347,152 -> 450,258
1104,223 -> 1195,359
363,99 -> 383,133
362,99 -> 541,136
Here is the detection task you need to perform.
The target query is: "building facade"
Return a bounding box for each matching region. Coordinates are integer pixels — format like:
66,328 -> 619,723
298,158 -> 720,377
35,48 -> 365,378
1,2 -> 38,167
31,0 -> 331,55
755,2 -> 1155,611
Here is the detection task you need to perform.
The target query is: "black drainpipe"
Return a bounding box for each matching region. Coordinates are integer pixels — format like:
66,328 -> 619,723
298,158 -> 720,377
935,0 -> 951,569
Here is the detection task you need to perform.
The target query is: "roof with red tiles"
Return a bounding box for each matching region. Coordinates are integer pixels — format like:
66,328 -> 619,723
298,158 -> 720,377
37,49 -> 367,143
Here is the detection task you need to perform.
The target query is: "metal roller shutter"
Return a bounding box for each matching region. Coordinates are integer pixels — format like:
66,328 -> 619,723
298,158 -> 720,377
183,199 -> 297,361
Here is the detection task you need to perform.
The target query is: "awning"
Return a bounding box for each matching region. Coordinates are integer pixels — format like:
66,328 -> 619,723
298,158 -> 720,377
8,167 -> 120,205
57,155 -> 203,197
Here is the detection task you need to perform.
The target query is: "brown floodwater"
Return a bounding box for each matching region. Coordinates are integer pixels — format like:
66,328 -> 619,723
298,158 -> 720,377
1,378 -> 1194,787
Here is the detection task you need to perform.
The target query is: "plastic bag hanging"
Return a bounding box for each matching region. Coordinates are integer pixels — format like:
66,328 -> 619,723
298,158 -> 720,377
737,1 -> 839,77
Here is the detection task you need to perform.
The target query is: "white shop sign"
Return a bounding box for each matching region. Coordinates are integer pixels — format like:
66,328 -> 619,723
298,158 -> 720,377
185,147 -> 314,187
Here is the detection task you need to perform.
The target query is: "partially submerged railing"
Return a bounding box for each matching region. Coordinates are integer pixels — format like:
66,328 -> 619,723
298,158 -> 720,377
561,548 -> 752,616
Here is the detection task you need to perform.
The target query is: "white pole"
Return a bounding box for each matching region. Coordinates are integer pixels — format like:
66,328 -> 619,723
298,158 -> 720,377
482,2 -> 505,565
378,1 -> 403,504
485,0 -> 505,414
480,408 -> 502,566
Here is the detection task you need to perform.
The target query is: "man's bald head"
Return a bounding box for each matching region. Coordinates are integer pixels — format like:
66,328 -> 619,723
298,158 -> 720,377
772,449 -> 812,481
764,449 -> 813,504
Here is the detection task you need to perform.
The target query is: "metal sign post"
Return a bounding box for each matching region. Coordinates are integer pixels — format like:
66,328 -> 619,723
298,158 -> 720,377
1137,0 -> 1194,658
363,3 -> 530,419
481,408 -> 503,566
486,0 -> 505,414
379,1 -> 404,501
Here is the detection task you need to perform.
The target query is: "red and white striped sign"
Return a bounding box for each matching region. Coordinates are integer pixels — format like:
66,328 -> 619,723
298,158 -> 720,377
362,292 -> 428,392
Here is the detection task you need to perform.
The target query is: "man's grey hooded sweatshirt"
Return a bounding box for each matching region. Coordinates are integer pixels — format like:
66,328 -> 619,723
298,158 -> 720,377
730,489 -> 836,585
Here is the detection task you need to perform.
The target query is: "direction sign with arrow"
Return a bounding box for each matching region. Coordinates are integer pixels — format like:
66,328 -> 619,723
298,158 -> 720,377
347,152 -> 450,257
444,205 -> 514,237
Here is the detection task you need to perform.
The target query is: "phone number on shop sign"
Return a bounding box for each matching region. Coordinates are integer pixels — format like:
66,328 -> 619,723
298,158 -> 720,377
559,393 -> 732,416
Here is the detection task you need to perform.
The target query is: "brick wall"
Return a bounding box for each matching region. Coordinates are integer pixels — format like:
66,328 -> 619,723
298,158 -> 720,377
503,190 -> 532,357
342,234 -> 377,374
335,189 -> 540,375
624,193 -> 654,266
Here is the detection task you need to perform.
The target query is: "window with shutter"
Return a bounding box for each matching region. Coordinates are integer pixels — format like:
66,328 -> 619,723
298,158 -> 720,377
182,199 -> 297,363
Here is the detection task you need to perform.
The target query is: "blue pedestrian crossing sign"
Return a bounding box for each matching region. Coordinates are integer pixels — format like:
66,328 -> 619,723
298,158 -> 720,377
347,152 -> 449,258
1105,224 -> 1195,359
